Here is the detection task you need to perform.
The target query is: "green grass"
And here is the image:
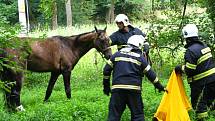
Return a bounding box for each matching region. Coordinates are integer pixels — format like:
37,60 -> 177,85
1,24 -> 215,121
0,51 -> 214,121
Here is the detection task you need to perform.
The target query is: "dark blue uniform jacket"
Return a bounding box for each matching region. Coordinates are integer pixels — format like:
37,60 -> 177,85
184,40 -> 215,86
109,25 -> 149,53
103,47 -> 158,92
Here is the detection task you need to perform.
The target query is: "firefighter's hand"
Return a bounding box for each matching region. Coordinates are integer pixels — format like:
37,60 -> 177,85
154,82 -> 166,93
175,65 -> 183,74
103,86 -> 110,96
103,79 -> 110,96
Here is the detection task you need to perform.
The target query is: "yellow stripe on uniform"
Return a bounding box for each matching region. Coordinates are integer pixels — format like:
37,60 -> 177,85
197,53 -> 212,64
115,57 -> 141,65
153,77 -> 159,83
197,112 -> 208,119
143,65 -> 151,73
185,62 -> 197,70
193,68 -> 215,81
112,84 -> 141,90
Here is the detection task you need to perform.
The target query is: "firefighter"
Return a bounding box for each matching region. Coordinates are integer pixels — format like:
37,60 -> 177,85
103,35 -> 166,121
175,24 -> 215,121
109,14 -> 150,63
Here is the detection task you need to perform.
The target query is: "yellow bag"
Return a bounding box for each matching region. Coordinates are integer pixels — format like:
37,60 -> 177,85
154,70 -> 192,121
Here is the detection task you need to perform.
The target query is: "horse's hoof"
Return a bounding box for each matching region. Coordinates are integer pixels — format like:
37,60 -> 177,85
43,99 -> 49,102
16,105 -> 25,112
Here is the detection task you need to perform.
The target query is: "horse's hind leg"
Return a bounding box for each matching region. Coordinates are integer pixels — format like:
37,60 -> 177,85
44,72 -> 60,101
62,70 -> 71,99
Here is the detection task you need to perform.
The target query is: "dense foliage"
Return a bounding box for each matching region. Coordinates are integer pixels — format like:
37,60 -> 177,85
0,18 -> 23,71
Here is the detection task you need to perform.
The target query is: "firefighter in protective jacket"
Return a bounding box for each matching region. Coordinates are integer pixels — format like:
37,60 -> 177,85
109,14 -> 150,64
103,35 -> 166,121
175,24 -> 215,121
109,14 -> 149,51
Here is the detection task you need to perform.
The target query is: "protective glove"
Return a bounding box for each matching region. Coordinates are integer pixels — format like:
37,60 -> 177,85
103,86 -> 110,96
154,82 -> 167,93
175,65 -> 183,74
103,79 -> 110,96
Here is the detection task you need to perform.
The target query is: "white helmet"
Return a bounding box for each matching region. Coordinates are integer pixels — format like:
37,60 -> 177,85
127,35 -> 145,49
114,14 -> 131,26
182,24 -> 198,38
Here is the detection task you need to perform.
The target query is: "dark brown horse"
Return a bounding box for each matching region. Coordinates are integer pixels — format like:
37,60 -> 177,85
0,27 -> 112,110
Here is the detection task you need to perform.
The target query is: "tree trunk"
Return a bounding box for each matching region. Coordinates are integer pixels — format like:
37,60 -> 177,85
65,0 -> 72,27
18,0 -> 28,36
170,0 -> 182,10
176,0 -> 182,10
110,0 -> 115,23
52,1 -> 58,30
151,0 -> 155,13
160,0 -> 165,9
106,0 -> 115,24
106,8 -> 111,24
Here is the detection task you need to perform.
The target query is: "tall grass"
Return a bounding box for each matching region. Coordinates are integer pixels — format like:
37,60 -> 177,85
0,24 -> 214,121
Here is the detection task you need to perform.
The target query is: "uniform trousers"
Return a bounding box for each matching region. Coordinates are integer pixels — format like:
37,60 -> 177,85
108,90 -> 144,121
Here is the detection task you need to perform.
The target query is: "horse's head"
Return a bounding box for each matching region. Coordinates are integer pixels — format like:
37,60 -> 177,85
94,26 -> 112,59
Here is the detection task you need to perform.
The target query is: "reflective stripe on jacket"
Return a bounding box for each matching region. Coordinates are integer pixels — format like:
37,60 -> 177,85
184,42 -> 215,85
103,47 -> 158,92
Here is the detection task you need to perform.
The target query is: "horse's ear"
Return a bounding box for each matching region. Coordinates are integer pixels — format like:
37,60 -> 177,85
94,26 -> 98,33
104,26 -> 107,32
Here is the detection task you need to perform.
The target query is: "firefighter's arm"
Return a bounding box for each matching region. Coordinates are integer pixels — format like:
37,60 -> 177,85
144,67 -> 166,92
143,42 -> 149,54
109,32 -> 119,46
142,59 -> 166,92
103,59 -> 113,96
184,50 -> 197,77
175,65 -> 185,74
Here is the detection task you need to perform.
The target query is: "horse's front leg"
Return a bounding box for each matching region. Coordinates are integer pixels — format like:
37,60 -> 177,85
14,73 -> 24,111
44,72 -> 60,101
62,70 -> 71,99
5,72 -> 25,111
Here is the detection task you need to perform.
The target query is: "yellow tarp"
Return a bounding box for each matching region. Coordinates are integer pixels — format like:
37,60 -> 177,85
154,70 -> 192,121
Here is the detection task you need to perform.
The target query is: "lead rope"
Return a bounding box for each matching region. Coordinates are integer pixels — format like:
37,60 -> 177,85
93,49 -> 99,81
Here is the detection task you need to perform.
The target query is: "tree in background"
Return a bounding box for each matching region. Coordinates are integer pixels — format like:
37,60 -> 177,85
0,0 -> 18,24
205,0 -> 215,35
0,0 -> 215,34
39,0 -> 60,30
106,0 -> 115,24
52,0 -> 58,30
65,0 -> 72,27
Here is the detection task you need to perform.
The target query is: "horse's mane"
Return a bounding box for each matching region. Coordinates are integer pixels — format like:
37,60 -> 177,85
71,30 -> 96,41
51,29 -> 104,45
